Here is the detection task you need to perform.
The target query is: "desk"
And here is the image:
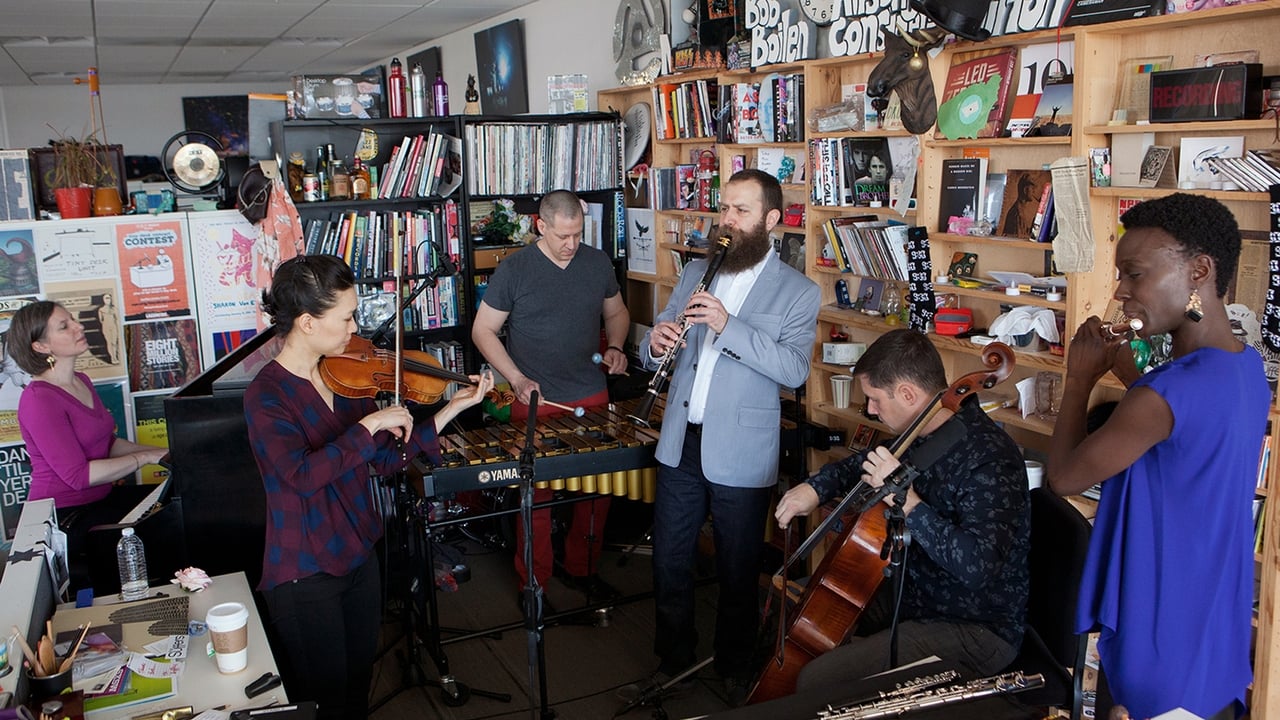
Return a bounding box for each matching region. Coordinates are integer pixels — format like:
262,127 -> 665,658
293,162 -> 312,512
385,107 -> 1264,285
52,572 -> 287,719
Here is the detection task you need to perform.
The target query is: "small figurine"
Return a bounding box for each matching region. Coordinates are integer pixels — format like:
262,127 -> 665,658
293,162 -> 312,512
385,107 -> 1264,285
464,74 -> 481,115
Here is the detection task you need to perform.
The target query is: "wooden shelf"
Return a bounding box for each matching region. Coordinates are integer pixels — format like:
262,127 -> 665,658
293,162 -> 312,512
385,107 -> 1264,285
1082,119 -> 1277,135
933,283 -> 1067,310
1091,186 -> 1271,203
924,136 -> 1073,148
930,233 -> 1053,249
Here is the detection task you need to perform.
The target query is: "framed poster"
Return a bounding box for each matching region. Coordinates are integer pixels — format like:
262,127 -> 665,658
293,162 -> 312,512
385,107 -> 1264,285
475,19 -> 529,115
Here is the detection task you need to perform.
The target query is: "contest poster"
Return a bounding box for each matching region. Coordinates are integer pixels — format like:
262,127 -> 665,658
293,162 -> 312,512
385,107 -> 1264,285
115,219 -> 192,321
0,227 -> 39,298
0,442 -> 31,542
46,281 -> 127,382
34,222 -> 118,284
0,296 -> 39,444
132,392 -> 170,485
126,318 -> 201,393
187,212 -> 260,368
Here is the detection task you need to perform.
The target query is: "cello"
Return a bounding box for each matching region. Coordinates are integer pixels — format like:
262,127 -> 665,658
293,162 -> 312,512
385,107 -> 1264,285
746,343 -> 1015,704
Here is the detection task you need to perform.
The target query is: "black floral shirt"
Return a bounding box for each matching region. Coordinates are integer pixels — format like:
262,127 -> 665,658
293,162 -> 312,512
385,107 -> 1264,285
807,398 -> 1030,646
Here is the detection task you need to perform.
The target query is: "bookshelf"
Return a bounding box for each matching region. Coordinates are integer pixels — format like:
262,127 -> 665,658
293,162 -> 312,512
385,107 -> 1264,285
605,0 -> 1280,710
272,112 -> 625,373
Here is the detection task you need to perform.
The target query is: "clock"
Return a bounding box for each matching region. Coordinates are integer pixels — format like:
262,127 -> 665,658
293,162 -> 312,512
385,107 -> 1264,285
799,0 -> 837,25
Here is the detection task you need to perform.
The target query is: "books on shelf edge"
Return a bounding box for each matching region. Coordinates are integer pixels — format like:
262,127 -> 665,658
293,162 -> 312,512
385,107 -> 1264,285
937,158 -> 988,233
1110,132 -> 1155,188
1002,170 -> 1053,238
936,48 -> 1019,140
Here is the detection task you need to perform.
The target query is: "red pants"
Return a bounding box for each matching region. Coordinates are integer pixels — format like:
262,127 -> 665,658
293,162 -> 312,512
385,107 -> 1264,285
510,389 -> 611,586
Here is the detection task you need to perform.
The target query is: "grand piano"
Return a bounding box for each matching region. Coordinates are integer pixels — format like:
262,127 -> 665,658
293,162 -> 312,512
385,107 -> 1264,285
164,327 -> 283,590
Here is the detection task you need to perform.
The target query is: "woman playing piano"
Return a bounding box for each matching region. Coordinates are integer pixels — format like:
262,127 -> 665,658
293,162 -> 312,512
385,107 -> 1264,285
244,253 -> 491,720
12,300 -> 168,588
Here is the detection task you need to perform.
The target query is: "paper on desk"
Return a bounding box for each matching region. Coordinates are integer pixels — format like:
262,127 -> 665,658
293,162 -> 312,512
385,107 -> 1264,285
128,651 -> 185,678
1049,156 -> 1094,272
192,711 -> 231,720
143,634 -> 190,660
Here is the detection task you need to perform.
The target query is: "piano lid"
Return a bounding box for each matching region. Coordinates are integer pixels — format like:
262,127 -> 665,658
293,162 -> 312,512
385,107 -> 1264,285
172,325 -> 282,398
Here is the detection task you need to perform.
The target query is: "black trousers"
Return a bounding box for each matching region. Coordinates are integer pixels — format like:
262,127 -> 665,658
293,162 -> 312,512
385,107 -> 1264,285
263,554 -> 381,720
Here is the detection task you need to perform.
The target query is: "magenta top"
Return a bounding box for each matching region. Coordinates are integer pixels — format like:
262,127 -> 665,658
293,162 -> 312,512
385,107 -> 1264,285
18,373 -> 117,508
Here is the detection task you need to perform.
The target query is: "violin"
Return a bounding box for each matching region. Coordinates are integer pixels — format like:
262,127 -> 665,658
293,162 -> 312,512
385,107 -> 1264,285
319,335 -> 513,407
746,342 -> 1015,704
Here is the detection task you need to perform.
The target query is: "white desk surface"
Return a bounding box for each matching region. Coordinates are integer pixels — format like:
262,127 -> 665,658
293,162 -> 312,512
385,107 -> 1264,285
54,571 -> 288,718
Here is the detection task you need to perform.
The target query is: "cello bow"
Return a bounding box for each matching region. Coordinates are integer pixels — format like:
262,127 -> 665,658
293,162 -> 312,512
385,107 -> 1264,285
747,342 -> 1015,705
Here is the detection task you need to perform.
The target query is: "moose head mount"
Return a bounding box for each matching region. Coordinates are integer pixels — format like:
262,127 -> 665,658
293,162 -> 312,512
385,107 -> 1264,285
866,24 -> 949,135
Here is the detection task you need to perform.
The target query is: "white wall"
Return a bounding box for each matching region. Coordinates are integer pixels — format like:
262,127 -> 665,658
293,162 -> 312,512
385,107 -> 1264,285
395,0 -> 622,116
0,0 -> 639,157
1,82 -> 289,156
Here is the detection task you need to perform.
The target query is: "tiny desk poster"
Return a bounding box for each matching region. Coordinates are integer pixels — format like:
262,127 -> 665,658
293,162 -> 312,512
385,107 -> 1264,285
45,282 -> 127,382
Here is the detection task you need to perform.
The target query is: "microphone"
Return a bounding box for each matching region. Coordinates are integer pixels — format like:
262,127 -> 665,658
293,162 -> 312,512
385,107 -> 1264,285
431,236 -> 458,277
859,418 -> 967,511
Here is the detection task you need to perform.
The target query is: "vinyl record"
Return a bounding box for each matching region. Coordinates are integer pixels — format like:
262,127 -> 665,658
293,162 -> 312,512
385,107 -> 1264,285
936,75 -> 1001,140
172,142 -> 222,188
623,103 -> 652,171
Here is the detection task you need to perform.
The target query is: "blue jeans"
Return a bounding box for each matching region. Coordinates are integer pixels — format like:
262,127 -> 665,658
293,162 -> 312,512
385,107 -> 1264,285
652,425 -> 772,680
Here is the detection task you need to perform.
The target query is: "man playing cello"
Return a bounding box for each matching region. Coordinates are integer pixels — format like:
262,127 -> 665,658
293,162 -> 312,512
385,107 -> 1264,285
775,329 -> 1030,690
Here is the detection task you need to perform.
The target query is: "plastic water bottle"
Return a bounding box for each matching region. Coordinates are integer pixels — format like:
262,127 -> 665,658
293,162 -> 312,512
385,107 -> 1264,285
117,527 -> 149,601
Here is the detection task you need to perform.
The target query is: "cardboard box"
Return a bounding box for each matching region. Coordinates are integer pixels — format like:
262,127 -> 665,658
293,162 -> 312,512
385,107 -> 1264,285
291,70 -> 386,120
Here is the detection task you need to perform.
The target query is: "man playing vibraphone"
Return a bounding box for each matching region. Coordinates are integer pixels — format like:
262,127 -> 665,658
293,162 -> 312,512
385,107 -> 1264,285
472,190 -> 631,611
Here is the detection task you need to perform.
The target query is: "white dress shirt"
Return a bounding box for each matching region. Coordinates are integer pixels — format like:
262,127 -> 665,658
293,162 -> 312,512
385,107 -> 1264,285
687,253 -> 769,424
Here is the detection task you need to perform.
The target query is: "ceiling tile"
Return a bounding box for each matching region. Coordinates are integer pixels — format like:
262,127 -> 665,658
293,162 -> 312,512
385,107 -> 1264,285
172,44 -> 260,72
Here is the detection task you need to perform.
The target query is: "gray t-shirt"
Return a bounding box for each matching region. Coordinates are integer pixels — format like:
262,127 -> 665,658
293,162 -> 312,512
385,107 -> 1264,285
481,243 -> 620,403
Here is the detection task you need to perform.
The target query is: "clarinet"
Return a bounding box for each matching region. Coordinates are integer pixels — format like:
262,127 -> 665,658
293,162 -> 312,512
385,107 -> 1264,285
627,235 -> 733,428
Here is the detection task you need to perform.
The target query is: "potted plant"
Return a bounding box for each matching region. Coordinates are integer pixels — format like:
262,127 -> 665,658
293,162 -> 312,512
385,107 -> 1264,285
44,129 -> 107,219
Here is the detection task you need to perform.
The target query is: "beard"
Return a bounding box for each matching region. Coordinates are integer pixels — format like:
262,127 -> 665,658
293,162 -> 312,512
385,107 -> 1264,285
718,219 -> 773,273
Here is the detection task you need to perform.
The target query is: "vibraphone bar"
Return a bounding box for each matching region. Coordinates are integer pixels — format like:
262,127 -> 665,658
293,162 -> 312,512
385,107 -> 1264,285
421,397 -> 665,501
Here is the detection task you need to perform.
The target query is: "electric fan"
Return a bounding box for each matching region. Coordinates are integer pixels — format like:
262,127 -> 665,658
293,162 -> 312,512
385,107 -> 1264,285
161,130 -> 227,206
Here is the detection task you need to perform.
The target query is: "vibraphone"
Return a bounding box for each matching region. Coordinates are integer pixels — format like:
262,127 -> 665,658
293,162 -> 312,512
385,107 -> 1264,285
421,396 -> 664,502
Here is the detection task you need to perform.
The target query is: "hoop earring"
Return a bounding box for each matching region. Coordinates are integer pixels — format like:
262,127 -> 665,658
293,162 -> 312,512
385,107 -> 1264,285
45,354 -> 56,369
1185,289 -> 1204,322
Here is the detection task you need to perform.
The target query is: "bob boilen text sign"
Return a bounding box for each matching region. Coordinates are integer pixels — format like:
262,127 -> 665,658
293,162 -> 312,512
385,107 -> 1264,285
1149,64 -> 1263,123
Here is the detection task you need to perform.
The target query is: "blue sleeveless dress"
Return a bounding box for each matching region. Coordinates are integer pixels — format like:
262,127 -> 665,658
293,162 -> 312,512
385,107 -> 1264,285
1077,345 -> 1269,718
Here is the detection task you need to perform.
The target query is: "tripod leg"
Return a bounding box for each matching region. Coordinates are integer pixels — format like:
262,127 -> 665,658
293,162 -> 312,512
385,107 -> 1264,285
616,523 -> 653,567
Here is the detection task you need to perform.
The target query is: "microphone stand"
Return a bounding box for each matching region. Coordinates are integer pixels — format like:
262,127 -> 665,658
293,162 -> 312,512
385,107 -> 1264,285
519,391 -> 556,720
369,239 -> 456,349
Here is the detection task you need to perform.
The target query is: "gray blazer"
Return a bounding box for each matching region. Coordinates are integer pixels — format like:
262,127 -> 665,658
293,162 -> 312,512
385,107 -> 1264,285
640,252 -> 820,488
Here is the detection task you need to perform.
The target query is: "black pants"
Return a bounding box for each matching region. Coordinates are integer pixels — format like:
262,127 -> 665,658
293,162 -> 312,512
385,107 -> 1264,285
263,554 -> 381,720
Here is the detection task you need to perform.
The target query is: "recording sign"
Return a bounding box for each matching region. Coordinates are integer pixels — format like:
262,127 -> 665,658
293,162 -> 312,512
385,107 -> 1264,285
1149,64 -> 1263,123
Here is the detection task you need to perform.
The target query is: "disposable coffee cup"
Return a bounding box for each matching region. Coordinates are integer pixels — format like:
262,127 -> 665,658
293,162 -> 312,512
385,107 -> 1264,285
1025,460 -> 1044,490
206,601 -> 250,673
830,374 -> 853,410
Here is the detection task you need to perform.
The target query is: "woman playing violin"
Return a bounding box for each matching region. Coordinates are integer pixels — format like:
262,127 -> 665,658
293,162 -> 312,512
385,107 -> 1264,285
1049,194 -> 1267,720
775,329 -> 1029,690
244,254 -> 492,720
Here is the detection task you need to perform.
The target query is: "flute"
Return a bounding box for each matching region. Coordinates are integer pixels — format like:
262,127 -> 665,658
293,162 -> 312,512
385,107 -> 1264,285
627,235 -> 733,428
1101,317 -> 1143,338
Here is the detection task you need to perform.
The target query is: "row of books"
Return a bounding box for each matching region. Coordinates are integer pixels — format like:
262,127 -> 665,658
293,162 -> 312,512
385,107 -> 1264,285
808,137 -> 895,208
377,131 -> 463,201
652,78 -> 717,140
302,201 -> 462,281
821,215 -> 912,282
714,74 -> 805,145
465,119 -> 624,194
1205,151 -> 1280,193
648,164 -> 697,211
464,120 -> 622,195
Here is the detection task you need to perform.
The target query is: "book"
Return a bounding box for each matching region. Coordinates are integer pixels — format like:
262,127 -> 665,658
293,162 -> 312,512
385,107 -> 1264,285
1138,145 -> 1175,188
936,49 -> 1019,140
776,231 -> 806,273
1111,132 -> 1155,187
999,170 -> 1052,237
1178,136 -> 1244,187
1064,0 -> 1162,25
982,173 -> 1007,228
1090,147 -> 1112,187
1004,41 -> 1075,137
1030,79 -> 1073,136
938,158 -> 987,233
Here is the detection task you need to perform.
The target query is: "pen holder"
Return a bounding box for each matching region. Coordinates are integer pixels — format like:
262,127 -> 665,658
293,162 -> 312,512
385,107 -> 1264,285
25,666 -> 72,702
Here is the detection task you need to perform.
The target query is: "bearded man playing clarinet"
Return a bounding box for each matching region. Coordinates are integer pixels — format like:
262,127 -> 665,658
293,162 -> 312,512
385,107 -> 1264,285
636,169 -> 819,706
